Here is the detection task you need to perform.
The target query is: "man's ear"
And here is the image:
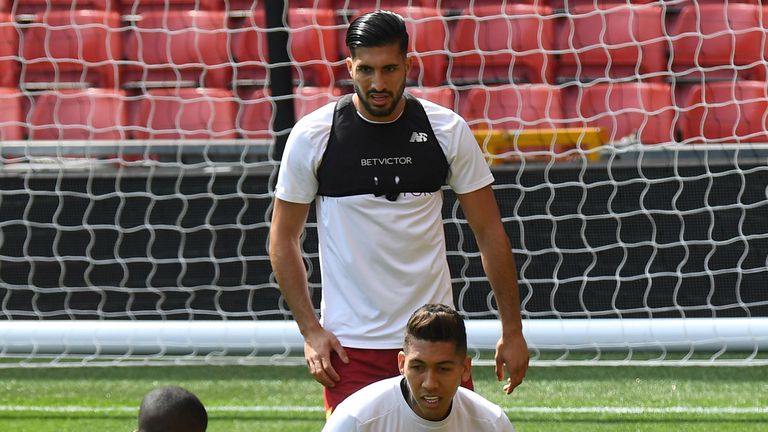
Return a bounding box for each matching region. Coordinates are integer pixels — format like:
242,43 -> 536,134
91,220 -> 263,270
398,350 -> 406,375
345,57 -> 354,77
461,355 -> 472,383
404,54 -> 413,75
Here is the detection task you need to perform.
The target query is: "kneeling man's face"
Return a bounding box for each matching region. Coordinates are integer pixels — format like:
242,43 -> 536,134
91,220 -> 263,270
398,339 -> 471,421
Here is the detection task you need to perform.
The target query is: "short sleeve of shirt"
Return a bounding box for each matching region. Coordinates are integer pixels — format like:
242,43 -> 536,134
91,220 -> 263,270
420,99 -> 494,194
274,103 -> 335,204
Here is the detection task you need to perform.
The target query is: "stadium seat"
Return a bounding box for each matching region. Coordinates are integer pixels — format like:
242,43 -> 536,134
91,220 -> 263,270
557,3 -> 667,83
463,84 -> 565,130
679,81 -> 768,144
0,88 -> 24,140
405,87 -> 456,111
132,88 -> 237,140
548,0 -> 658,11
19,10 -> 121,90
236,88 -> 272,140
293,86 -> 341,120
0,12 -> 18,88
119,0 -> 222,13
332,0 -> 439,9
669,4 -> 764,82
28,88 -> 127,140
232,8 -> 339,87
123,10 -> 231,89
575,83 -> 675,144
14,0 -> 120,13
449,4 -> 556,85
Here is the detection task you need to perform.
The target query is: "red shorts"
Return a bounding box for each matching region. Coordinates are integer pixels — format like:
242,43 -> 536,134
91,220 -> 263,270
323,347 -> 474,416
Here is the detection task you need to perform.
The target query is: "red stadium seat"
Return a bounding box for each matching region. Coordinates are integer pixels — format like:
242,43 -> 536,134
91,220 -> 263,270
123,10 -> 231,88
293,86 -> 341,120
463,84 -> 565,131
669,4 -> 764,81
233,8 -> 339,87
575,83 -> 675,144
132,88 -> 237,140
0,88 -> 24,140
14,0 -> 120,13
388,7 -> 447,87
449,4 -> 556,85
28,89 -> 127,140
119,0 -> 222,13
405,87 -> 456,111
548,0 -> 658,11
0,13 -> 18,88
680,81 -> 768,143
557,3 -> 667,83
19,10 -> 121,90
236,88 -> 272,140
437,0 -> 544,12
332,0 -> 438,9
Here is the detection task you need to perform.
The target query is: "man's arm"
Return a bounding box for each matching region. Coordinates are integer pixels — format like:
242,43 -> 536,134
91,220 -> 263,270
457,185 -> 529,394
269,198 -> 348,387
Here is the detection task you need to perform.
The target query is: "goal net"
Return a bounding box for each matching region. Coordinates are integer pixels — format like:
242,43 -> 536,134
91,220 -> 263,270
0,0 -> 766,367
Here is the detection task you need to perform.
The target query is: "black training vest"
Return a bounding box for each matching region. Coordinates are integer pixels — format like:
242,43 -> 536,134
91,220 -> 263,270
317,93 -> 449,201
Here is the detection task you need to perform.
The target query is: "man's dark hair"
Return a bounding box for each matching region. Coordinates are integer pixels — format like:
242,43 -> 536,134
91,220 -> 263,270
138,386 -> 208,432
404,304 -> 467,358
345,10 -> 409,58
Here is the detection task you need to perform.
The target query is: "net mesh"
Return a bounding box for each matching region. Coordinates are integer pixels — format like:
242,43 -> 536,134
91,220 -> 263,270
0,0 -> 766,366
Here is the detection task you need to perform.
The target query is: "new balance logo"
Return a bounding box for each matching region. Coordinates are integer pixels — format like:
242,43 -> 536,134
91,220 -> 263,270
409,132 -> 428,143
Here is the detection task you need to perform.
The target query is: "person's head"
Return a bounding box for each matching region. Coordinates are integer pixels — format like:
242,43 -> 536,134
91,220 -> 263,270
345,10 -> 412,122
398,304 -> 472,422
137,386 -> 208,432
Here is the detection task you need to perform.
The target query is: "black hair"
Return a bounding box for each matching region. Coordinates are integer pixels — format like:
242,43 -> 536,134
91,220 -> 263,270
346,10 -> 409,57
404,304 -> 467,358
138,386 -> 208,432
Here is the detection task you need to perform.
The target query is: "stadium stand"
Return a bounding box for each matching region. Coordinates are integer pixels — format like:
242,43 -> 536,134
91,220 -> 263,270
405,86 -> 456,111
0,87 -> 23,140
680,80 -> 768,144
123,10 -> 231,89
119,0 -> 222,12
235,87 -> 271,140
574,82 -> 675,144
28,88 -> 127,140
556,3 -> 667,83
18,9 -> 122,90
448,4 -> 556,85
232,8 -> 339,87
13,0 -> 120,12
464,84 -> 566,130
293,85 -> 341,120
668,3 -> 764,84
131,87 -> 236,139
0,12 -> 18,88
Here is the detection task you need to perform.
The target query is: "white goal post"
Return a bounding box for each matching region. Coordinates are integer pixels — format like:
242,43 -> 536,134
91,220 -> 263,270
3,318 -> 768,367
0,1 -> 767,367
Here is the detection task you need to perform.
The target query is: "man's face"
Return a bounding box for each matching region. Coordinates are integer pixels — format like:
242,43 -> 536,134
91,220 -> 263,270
346,43 -> 411,122
398,338 -> 471,422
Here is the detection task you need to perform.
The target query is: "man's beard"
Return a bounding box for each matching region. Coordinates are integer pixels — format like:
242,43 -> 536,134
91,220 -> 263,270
353,80 -> 406,119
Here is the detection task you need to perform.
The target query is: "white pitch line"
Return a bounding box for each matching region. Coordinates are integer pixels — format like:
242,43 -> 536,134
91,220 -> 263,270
0,405 -> 765,415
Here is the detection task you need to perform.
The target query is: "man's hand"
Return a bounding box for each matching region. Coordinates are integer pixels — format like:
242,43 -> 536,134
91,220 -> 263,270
495,332 -> 529,394
304,327 -> 349,387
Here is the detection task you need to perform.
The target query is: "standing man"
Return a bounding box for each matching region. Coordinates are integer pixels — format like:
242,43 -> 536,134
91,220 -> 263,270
269,10 -> 528,414
322,304 -> 516,431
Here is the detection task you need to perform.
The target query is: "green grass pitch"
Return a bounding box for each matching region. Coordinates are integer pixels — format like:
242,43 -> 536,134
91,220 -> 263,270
0,364 -> 765,431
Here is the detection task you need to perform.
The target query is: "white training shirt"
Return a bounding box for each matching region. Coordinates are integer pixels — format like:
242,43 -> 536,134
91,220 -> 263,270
275,97 -> 494,349
322,376 -> 516,432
